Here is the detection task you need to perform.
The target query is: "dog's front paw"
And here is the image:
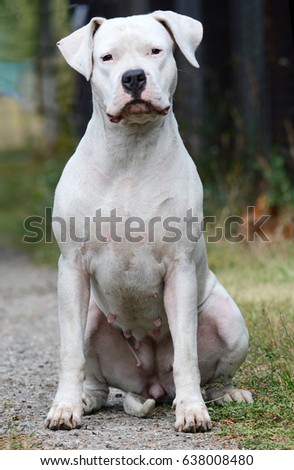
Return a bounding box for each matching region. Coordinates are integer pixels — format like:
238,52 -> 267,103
45,401 -> 83,430
174,398 -> 212,433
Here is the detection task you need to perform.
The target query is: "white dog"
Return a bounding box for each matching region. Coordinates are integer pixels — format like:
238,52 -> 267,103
45,10 -> 253,433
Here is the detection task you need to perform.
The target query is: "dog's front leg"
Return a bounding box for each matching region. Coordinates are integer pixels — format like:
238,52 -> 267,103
45,255 -> 90,430
164,261 -> 211,433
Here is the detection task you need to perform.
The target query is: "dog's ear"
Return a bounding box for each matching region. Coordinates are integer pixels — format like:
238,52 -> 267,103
57,17 -> 105,80
151,10 -> 203,68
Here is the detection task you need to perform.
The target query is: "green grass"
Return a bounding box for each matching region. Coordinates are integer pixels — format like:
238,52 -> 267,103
0,426 -> 42,450
206,241 -> 294,449
1,150 -> 294,449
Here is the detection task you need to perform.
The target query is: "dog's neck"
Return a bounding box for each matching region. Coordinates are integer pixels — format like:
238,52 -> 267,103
83,101 -> 179,176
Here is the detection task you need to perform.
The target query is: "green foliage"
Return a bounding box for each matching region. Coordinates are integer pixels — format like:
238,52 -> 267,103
259,152 -> 294,207
0,0 -> 38,60
0,150 -> 65,262
0,0 -> 69,61
194,94 -> 260,215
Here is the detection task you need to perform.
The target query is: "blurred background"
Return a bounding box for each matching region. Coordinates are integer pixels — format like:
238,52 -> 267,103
0,0 -> 293,260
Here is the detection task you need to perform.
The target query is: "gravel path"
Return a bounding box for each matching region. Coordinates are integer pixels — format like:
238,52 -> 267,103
0,251 -> 244,450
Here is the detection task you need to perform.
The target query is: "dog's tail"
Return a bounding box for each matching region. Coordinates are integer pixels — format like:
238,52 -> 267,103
123,392 -> 155,418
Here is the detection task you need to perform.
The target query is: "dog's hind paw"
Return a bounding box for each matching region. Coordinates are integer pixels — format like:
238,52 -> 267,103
123,392 -> 155,417
82,389 -> 108,414
206,385 -> 253,405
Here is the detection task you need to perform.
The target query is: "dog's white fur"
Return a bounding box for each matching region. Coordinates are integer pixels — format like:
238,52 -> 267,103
45,11 -> 253,433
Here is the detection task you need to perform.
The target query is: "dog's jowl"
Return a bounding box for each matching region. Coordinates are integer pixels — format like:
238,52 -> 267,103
45,11 -> 253,433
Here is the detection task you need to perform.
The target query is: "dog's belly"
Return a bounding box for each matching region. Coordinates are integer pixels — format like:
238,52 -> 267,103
107,332 -> 175,400
89,243 -> 169,341
87,304 -> 175,400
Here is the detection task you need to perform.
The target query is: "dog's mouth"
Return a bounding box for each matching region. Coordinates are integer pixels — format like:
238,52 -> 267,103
107,100 -> 170,123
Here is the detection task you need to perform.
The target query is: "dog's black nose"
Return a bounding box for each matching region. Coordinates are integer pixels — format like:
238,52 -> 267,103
121,69 -> 146,95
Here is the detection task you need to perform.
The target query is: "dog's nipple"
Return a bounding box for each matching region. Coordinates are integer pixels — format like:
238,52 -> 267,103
153,316 -> 162,327
107,313 -> 117,324
134,340 -> 141,350
123,329 -> 132,339
152,328 -> 161,338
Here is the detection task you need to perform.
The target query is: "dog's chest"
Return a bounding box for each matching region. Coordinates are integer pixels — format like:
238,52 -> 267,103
82,172 -> 179,252
88,239 -> 168,334
104,173 -> 176,218
83,177 -> 172,337
76,173 -> 184,338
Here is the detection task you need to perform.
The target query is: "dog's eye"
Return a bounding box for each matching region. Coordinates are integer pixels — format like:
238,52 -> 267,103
151,48 -> 162,55
102,54 -> 113,62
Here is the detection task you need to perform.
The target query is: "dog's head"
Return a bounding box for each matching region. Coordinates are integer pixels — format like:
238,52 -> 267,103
57,11 -> 203,124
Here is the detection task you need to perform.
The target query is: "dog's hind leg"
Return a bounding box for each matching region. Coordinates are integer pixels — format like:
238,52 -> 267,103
82,300 -> 110,414
198,282 -> 253,405
82,358 -> 109,414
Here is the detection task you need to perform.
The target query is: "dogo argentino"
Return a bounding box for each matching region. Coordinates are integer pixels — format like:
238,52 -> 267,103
45,10 -> 253,433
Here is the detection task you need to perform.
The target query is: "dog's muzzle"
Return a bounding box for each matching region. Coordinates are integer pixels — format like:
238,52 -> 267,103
106,68 -> 170,123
